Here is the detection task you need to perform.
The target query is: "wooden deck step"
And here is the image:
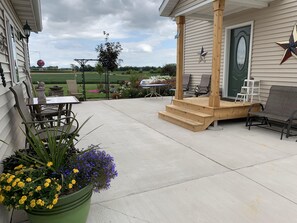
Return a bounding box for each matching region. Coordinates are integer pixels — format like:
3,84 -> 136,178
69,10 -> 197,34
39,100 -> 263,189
158,111 -> 207,132
166,104 -> 213,122
172,99 -> 214,115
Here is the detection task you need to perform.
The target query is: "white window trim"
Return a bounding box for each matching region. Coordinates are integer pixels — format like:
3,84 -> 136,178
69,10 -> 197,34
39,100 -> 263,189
5,16 -> 20,85
222,21 -> 254,98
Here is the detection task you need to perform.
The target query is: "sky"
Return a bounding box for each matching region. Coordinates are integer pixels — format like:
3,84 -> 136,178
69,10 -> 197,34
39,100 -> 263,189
29,0 -> 177,68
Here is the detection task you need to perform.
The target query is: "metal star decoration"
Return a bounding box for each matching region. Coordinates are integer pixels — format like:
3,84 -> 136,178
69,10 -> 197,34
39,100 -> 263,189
199,46 -> 207,63
276,24 -> 297,64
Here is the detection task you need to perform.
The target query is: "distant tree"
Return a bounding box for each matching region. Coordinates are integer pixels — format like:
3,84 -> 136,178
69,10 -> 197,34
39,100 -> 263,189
95,31 -> 123,99
70,64 -> 79,72
95,31 -> 123,72
95,63 -> 104,74
161,63 -> 176,76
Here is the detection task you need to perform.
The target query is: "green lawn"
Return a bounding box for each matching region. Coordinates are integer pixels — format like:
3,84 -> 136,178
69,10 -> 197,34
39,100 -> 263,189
31,71 -> 150,84
32,70 -> 158,99
44,84 -> 109,99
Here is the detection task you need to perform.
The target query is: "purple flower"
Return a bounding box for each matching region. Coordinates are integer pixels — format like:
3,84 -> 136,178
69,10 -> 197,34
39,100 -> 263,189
63,145 -> 117,192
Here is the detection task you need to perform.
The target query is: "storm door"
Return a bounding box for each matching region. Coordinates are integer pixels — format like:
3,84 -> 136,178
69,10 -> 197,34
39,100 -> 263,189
227,25 -> 251,97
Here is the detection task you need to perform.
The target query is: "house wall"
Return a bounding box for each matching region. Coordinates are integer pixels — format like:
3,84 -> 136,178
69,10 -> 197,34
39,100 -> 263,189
0,1 -> 28,222
184,0 -> 297,102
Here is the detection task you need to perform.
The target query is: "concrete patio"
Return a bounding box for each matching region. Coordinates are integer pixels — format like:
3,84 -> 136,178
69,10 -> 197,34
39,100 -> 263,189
73,97 -> 297,223
14,97 -> 297,222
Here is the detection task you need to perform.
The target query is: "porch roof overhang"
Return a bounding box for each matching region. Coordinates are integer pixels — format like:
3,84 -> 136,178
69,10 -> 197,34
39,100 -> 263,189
10,0 -> 42,32
160,0 -> 275,21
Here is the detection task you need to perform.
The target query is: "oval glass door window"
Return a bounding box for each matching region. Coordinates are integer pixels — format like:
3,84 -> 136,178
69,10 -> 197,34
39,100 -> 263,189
236,36 -> 246,70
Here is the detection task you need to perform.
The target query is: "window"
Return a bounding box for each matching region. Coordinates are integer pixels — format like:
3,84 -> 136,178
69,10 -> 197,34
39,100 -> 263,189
6,20 -> 20,83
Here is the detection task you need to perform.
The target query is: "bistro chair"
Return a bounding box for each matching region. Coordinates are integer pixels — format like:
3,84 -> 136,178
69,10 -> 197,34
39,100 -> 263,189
194,74 -> 211,97
170,74 -> 191,102
23,80 -> 63,120
66,80 -> 83,99
10,84 -> 79,142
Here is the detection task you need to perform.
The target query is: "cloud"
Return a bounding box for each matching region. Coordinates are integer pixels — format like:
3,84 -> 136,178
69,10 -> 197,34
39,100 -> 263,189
29,0 -> 176,67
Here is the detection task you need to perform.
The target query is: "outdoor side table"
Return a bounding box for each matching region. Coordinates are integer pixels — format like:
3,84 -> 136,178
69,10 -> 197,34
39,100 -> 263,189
27,96 -> 80,121
140,83 -> 168,98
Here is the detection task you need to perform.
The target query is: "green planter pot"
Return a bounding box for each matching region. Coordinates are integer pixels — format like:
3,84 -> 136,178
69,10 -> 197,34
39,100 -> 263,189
26,185 -> 93,223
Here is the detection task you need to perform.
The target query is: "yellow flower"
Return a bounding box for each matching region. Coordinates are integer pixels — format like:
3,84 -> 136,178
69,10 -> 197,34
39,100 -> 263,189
12,181 -> 17,187
17,182 -> 25,188
30,200 -> 36,208
15,171 -> 24,175
55,194 -> 59,198
0,174 -> 5,181
56,185 -> 62,192
47,204 -> 54,209
68,183 -> 73,189
71,179 -> 76,185
45,179 -> 51,183
7,175 -> 15,183
47,162 -> 53,167
5,186 -> 11,191
15,178 -> 20,183
26,178 -> 32,182
52,198 -> 58,205
35,186 -> 42,191
36,199 -> 44,206
21,196 -> 27,202
44,182 -> 50,188
19,199 -> 25,205
29,192 -> 34,196
73,168 -> 79,173
14,164 -> 24,170
0,194 -> 5,203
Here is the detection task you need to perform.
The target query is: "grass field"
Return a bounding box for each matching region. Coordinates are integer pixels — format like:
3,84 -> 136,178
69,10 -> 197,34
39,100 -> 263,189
32,71 -> 154,99
31,71 -> 151,84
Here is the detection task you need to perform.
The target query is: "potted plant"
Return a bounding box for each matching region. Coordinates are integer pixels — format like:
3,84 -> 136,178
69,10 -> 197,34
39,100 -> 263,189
0,118 -> 117,223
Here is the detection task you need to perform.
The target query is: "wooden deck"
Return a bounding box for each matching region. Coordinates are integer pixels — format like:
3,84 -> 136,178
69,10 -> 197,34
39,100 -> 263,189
159,97 -> 260,132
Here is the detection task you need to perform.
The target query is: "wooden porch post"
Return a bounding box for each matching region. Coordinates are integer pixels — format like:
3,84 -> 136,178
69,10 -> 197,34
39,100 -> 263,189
175,16 -> 185,100
209,0 -> 225,107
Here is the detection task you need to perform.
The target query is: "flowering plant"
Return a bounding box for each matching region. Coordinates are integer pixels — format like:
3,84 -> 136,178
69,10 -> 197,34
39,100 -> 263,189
0,118 -> 117,211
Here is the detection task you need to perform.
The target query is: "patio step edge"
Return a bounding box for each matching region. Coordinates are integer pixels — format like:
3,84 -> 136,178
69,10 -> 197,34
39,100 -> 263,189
158,111 -> 207,132
166,104 -> 213,117
172,99 -> 214,115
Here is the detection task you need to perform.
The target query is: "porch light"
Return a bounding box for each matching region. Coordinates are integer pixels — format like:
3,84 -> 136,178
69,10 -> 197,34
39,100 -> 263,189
20,21 -> 31,42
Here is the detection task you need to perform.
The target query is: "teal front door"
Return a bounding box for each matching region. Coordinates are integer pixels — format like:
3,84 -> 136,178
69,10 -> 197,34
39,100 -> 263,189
228,25 -> 251,97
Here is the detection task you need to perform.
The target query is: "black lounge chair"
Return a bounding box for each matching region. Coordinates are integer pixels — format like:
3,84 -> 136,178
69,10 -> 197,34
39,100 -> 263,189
246,85 -> 297,139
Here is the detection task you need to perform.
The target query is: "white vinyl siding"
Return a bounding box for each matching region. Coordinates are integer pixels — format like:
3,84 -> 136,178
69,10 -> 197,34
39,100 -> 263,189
183,0 -> 297,102
184,19 -> 213,90
0,0 -> 26,171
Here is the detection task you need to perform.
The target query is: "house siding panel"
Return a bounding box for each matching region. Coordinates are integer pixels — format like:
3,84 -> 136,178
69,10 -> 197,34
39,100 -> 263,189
183,0 -> 297,103
0,1 -> 27,222
184,19 -> 213,90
